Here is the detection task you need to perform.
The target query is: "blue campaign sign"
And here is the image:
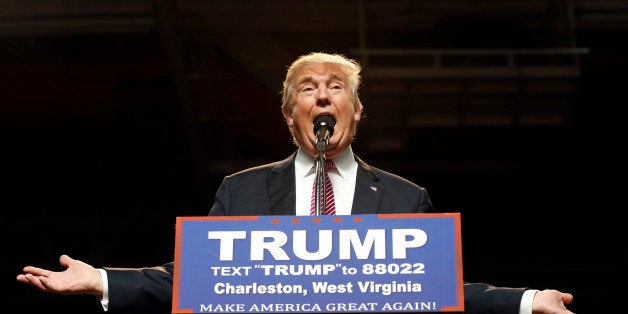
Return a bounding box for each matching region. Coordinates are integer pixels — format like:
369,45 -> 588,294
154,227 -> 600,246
172,213 -> 464,313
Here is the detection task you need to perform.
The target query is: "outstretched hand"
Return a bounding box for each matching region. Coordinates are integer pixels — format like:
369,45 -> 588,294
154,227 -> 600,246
533,289 -> 575,314
16,254 -> 104,298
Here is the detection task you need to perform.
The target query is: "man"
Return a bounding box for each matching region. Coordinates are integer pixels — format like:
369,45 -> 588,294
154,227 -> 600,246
17,52 -> 575,314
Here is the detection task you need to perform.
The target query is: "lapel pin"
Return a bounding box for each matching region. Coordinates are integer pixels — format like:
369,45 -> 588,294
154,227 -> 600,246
370,186 -> 377,192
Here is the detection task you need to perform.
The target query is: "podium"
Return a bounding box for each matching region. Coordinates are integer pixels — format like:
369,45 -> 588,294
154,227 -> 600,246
172,213 -> 464,313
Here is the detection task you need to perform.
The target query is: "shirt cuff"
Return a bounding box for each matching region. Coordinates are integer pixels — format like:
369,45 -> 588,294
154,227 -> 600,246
96,268 -> 109,312
519,289 -> 539,314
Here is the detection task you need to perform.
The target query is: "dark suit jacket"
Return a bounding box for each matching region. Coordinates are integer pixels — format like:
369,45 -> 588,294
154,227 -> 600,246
105,152 -> 526,313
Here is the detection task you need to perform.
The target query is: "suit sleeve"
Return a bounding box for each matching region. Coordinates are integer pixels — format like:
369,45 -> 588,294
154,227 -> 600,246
209,177 -> 229,216
463,282 -> 527,314
104,262 -> 174,313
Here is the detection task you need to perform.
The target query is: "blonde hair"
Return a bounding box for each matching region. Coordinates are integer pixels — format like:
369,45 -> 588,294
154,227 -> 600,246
281,52 -> 363,116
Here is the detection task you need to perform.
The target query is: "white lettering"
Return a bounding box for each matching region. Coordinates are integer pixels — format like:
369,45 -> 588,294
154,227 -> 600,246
293,230 -> 333,260
210,229 -> 427,261
250,231 -> 289,261
392,229 -> 427,259
338,229 -> 385,260
208,231 -> 246,261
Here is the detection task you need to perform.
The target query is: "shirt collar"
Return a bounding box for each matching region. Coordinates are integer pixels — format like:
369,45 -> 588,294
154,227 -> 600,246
295,146 -> 355,179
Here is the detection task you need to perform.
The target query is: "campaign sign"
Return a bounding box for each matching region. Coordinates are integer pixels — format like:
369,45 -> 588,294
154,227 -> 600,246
172,213 -> 464,313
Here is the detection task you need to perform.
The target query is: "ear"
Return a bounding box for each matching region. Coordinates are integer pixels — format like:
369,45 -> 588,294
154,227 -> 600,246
284,111 -> 295,132
353,103 -> 362,123
283,112 -> 294,129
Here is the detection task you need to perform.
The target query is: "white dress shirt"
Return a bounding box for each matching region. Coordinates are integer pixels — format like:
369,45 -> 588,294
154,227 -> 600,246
294,146 -> 357,216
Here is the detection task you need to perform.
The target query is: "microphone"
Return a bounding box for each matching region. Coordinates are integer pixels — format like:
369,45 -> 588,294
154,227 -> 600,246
314,115 -> 335,151
313,115 -> 335,215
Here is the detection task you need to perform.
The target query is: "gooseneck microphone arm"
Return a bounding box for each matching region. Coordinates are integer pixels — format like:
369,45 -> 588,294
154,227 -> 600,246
313,115 -> 335,216
314,152 -> 326,216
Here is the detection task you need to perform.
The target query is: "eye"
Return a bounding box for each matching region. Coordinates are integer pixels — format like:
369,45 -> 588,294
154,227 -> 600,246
329,82 -> 344,93
299,84 -> 316,96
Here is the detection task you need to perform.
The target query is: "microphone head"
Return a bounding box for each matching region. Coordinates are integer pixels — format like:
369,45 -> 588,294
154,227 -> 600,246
313,115 -> 336,136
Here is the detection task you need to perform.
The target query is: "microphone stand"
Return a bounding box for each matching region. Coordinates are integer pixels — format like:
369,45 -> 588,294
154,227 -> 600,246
313,144 -> 328,216
313,115 -> 334,216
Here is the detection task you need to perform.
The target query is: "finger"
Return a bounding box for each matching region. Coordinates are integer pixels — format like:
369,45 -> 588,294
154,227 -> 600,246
22,266 -> 53,277
16,274 -> 29,284
562,293 -> 574,304
39,276 -> 56,291
59,254 -> 73,267
24,273 -> 49,292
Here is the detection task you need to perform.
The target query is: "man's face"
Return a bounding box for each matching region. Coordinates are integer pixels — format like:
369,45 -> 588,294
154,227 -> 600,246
284,63 -> 361,159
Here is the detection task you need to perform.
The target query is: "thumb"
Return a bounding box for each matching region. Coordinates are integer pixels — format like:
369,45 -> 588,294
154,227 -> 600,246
58,254 -> 73,268
562,292 -> 574,304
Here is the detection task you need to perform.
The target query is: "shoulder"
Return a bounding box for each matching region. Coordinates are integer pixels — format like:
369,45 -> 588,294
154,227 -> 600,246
356,155 -> 428,193
370,165 -> 429,193
224,153 -> 295,180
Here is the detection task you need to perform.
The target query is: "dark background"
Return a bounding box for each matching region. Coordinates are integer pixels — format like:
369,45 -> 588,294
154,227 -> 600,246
3,1 -> 626,313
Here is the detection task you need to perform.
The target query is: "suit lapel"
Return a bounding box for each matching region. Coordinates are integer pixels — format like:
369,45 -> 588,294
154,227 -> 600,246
267,153 -> 297,216
351,156 -> 383,214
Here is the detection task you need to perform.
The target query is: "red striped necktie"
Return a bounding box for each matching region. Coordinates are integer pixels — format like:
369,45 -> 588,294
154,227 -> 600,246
310,159 -> 336,215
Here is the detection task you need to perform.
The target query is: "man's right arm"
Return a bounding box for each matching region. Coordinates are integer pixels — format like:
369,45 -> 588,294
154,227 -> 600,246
102,262 -> 174,313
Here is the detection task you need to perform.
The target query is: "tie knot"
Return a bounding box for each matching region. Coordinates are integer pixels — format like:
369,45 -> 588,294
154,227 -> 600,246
324,159 -> 335,171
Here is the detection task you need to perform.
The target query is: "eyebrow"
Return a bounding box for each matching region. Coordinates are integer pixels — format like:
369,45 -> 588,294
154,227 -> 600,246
297,72 -> 346,86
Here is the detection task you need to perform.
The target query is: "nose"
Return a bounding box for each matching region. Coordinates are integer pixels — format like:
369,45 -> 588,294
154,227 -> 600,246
316,86 -> 331,107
